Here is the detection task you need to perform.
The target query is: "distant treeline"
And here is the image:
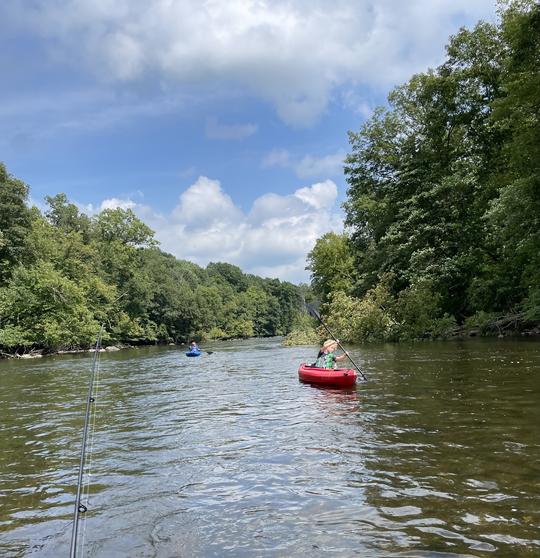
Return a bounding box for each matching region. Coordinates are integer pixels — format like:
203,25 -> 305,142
306,1 -> 540,342
0,169 -> 305,354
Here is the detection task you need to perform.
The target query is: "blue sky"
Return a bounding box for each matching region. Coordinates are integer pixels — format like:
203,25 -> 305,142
1,0 -> 497,283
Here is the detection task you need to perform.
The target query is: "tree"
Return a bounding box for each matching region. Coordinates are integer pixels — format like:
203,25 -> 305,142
0,262 -> 100,349
485,0 -> 540,318
45,193 -> 91,238
0,163 -> 32,283
306,232 -> 355,302
207,262 -> 249,291
343,17 -> 506,321
93,208 -> 156,247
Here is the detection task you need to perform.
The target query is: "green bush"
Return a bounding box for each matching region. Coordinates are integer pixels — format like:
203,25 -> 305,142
282,329 -> 320,346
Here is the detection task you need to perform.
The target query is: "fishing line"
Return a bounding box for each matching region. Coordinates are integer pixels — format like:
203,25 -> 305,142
69,324 -> 104,558
70,292 -> 125,557
78,340 -> 103,557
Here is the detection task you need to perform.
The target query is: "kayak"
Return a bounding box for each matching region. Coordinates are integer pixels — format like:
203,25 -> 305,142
185,349 -> 201,357
298,363 -> 357,388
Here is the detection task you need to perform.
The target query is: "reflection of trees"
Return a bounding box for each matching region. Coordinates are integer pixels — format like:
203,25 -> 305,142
0,357 -> 91,528
355,340 -> 540,555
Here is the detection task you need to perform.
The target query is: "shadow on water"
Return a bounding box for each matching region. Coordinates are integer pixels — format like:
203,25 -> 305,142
0,338 -> 539,557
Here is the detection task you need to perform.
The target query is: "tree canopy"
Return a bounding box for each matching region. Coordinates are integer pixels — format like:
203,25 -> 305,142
0,179 -> 304,353
307,0 -> 540,341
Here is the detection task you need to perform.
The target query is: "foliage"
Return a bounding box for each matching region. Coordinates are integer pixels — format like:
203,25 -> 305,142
309,1 -> 540,342
0,169 -> 306,353
323,286 -> 394,343
306,232 -> 355,302
0,163 -> 32,283
463,311 -> 504,335
282,309 -> 320,346
45,193 -> 91,238
392,281 -> 457,340
0,262 -> 100,349
282,328 -> 320,347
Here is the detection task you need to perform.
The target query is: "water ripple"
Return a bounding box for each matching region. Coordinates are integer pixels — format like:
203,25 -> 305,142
1,338 -> 539,557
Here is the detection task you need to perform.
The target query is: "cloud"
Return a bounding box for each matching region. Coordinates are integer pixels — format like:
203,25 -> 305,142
2,0 -> 498,126
341,89 -> 376,118
263,149 -> 345,179
205,116 -> 257,140
100,197 -> 136,211
171,176 -> 243,227
294,180 -> 338,210
93,176 -> 343,283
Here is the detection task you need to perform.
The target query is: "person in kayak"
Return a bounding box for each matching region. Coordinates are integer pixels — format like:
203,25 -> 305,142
189,340 -> 200,352
315,339 -> 348,369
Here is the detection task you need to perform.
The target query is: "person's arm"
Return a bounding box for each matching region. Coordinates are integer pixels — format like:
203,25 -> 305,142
335,352 -> 348,362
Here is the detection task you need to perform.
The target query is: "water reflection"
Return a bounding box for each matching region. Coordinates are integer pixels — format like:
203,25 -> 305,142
0,338 -> 539,557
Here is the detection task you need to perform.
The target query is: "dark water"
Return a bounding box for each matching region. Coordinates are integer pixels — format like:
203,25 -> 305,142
1,338 -> 539,557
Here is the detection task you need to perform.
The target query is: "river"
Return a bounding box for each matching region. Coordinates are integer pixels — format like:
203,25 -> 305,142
1,337 -> 539,557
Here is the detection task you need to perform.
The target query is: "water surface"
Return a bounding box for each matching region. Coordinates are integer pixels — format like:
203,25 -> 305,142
1,338 -> 539,557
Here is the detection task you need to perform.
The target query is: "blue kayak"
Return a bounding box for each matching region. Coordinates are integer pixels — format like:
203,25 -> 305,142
185,350 -> 201,357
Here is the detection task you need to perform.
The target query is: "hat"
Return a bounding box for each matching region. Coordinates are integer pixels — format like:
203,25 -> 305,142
322,339 -> 337,349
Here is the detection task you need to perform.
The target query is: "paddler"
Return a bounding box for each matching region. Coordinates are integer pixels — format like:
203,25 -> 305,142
315,339 -> 349,369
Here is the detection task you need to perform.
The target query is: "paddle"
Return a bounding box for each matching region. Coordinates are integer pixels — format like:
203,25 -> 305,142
306,304 -> 368,382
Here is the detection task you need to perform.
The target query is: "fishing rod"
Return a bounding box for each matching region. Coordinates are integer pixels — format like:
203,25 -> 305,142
70,291 -> 126,557
69,323 -> 104,558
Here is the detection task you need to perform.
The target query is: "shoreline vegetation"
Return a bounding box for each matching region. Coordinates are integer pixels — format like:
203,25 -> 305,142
0,339 -> 227,359
294,1 -> 540,345
282,324 -> 540,348
0,172 -> 308,358
2,2 -> 539,357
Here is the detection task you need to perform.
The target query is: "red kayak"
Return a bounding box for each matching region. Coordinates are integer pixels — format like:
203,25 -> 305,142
298,363 -> 357,388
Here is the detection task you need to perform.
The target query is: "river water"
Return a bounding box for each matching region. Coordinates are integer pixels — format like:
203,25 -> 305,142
1,337 -> 539,557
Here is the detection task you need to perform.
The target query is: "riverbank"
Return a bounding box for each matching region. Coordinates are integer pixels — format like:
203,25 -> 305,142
3,322 -> 539,359
0,334 -> 268,359
0,341 -> 177,359
283,324 -> 540,347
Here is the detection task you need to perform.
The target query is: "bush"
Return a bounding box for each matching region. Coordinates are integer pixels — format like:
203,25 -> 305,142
324,286 -> 394,342
282,329 -> 320,346
393,281 -> 456,340
203,326 -> 227,340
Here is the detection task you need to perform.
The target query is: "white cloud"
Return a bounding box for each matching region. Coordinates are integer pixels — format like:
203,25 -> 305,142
294,180 -> 338,210
100,197 -> 136,211
3,0 -> 498,126
205,116 -> 257,140
95,176 -> 343,283
172,176 -> 243,227
263,149 -> 346,179
341,89 -> 376,119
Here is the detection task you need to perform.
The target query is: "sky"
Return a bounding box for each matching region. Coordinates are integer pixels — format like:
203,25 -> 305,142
1,0 -> 498,284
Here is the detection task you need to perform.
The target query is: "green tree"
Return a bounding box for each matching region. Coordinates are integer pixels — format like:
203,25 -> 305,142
0,164 -> 32,283
340,14 -> 511,333
207,262 -> 249,291
0,262 -> 100,349
93,208 -> 156,247
45,193 -> 91,238
306,232 -> 355,302
485,0 -> 540,318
